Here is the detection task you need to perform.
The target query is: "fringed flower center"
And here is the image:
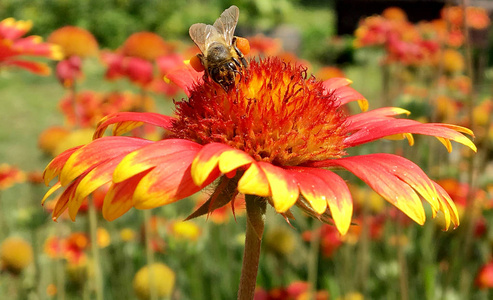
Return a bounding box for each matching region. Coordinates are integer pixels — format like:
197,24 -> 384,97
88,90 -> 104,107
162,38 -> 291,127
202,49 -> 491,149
171,57 -> 348,166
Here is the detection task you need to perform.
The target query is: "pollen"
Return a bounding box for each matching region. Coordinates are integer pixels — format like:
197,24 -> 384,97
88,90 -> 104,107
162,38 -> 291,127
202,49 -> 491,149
171,57 -> 348,166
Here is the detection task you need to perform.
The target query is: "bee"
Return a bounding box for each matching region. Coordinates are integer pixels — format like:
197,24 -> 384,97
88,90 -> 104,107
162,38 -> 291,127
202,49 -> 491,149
189,5 -> 249,91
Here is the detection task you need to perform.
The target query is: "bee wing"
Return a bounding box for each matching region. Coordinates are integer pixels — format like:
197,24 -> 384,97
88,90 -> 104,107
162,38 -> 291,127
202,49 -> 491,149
189,23 -> 228,55
189,23 -> 209,54
212,5 -> 239,46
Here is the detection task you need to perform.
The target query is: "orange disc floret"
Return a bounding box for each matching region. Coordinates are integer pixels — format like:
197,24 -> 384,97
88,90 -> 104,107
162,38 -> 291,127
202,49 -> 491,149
121,32 -> 170,61
171,57 -> 348,166
48,26 -> 98,58
235,37 -> 250,55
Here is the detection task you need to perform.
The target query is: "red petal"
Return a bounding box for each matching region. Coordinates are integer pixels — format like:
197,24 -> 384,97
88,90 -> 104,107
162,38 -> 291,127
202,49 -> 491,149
5,59 -> 51,75
258,162 -> 299,213
44,146 -> 83,185
60,136 -> 152,186
164,62 -> 203,97
191,143 -> 231,186
102,171 -> 151,221
289,167 -> 353,235
93,112 -> 175,139
345,107 -> 410,131
316,155 -> 426,225
113,139 -> 202,183
344,118 -> 476,151
132,141 -> 219,209
322,78 -> 366,106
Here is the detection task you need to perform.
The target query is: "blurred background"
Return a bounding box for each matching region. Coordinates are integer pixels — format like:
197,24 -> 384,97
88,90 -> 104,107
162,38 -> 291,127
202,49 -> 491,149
1,0 -> 493,299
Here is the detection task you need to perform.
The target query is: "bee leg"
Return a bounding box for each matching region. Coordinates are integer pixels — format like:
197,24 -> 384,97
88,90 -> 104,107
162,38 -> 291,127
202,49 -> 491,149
232,37 -> 248,68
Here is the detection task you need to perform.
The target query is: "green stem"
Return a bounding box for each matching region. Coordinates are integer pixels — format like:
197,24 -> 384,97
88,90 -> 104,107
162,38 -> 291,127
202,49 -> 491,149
88,197 -> 103,300
143,209 -> 158,300
237,195 -> 266,300
307,222 -> 321,298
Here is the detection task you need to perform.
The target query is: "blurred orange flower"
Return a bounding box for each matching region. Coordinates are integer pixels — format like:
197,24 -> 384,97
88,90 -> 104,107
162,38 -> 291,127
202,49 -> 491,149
101,32 -> 179,93
48,26 -> 99,87
382,7 -> 408,22
476,261 -> 493,289
121,32 -> 172,61
441,6 -> 491,30
48,26 -> 98,58
0,18 -> 61,75
0,163 -> 25,190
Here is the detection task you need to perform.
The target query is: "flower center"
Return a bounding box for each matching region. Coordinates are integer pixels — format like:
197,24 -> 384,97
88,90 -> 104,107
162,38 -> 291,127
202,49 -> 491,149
171,57 -> 348,166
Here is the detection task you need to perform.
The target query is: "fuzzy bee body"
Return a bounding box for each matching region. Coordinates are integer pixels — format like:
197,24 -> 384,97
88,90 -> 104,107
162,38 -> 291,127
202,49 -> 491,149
189,6 -> 248,91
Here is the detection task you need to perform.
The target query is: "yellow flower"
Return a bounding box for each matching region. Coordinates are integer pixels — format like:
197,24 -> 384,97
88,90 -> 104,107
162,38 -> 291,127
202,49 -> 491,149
0,237 -> 33,274
264,226 -> 296,256
169,220 -> 201,242
120,228 -> 136,242
133,263 -> 176,300
442,49 -> 465,73
97,227 -> 111,248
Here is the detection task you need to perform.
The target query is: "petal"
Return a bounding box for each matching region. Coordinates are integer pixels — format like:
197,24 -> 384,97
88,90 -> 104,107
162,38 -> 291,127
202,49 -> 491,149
289,167 -> 353,235
322,78 -> 367,108
69,158 -> 123,220
113,139 -> 202,183
217,148 -> 255,174
132,144 -> 220,209
93,112 -> 175,139
344,118 -> 476,152
102,171 -> 151,221
320,155 -> 426,225
372,154 -> 440,215
42,182 -> 62,205
237,162 -> 271,197
345,107 -> 410,132
191,143 -> 231,186
433,181 -> 460,229
164,62 -> 203,97
258,162 -> 299,213
60,137 -> 151,186
5,60 -> 51,75
52,179 -> 79,221
44,146 -> 82,185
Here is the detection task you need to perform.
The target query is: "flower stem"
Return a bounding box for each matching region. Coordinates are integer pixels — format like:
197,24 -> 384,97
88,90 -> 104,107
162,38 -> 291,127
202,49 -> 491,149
238,195 -> 266,300
88,197 -> 103,300
143,209 -> 158,300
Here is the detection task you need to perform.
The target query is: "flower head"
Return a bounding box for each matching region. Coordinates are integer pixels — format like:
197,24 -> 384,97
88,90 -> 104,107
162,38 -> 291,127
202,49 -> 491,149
0,237 -> 33,274
121,32 -> 171,61
47,26 -> 99,87
101,32 -> 178,93
0,18 -> 61,75
43,56 -> 475,235
476,261 -> 493,289
0,164 -> 25,190
133,263 -> 176,300
47,26 -> 99,59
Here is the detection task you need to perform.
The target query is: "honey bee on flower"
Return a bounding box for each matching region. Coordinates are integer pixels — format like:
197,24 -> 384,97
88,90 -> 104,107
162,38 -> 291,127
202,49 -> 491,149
189,5 -> 250,91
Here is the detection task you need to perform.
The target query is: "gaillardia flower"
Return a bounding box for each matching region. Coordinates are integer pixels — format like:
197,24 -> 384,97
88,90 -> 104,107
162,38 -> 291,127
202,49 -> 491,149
47,26 -> 99,87
42,57 -> 475,235
0,18 -> 62,75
